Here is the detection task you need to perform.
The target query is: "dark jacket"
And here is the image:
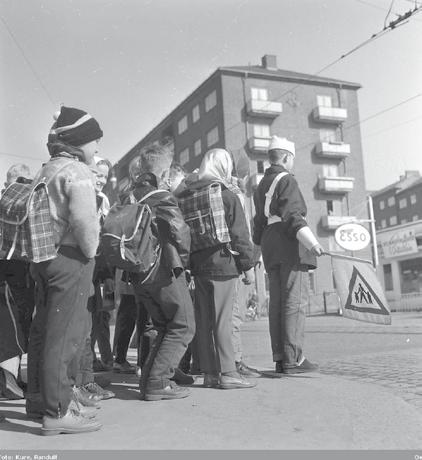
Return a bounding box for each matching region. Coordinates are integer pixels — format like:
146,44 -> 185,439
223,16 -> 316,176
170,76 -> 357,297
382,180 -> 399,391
253,165 -> 317,270
183,180 -> 254,277
126,175 -> 191,283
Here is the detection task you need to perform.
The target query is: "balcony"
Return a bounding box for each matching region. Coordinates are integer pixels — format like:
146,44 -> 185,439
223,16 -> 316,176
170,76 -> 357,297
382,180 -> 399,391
248,137 -> 271,154
313,106 -> 348,123
315,141 -> 350,159
321,215 -> 357,230
318,176 -> 355,194
247,99 -> 282,118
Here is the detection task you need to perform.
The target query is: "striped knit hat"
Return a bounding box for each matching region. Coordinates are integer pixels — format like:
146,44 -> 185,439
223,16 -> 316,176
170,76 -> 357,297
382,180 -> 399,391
49,106 -> 103,147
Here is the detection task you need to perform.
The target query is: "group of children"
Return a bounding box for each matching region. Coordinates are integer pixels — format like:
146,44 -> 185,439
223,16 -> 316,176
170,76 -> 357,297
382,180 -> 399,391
0,104 -> 323,436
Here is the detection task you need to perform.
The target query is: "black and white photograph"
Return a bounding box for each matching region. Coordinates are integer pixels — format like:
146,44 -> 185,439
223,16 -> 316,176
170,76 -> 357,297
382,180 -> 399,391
0,1 -> 421,458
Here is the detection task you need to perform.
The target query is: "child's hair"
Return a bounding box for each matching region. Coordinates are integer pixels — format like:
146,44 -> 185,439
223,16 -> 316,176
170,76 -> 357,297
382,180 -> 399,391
6,163 -> 31,185
268,149 -> 292,165
170,162 -> 186,176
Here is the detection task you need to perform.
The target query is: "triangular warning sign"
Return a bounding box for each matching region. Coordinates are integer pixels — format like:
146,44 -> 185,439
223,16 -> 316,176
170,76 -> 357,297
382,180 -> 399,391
345,266 -> 389,315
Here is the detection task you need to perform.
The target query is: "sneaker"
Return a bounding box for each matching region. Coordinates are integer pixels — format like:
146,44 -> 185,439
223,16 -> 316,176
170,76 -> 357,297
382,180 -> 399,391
236,361 -> 261,378
144,382 -> 191,401
68,399 -> 98,419
219,373 -> 256,390
283,357 -> 319,374
0,369 -> 24,400
113,360 -> 135,374
41,408 -> 102,436
72,386 -> 101,407
275,360 -> 283,374
203,374 -> 219,388
83,382 -> 115,400
172,368 -> 194,385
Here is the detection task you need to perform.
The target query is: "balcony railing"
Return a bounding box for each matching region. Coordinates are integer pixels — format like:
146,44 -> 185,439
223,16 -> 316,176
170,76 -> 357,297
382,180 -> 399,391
313,106 -> 348,123
247,99 -> 283,118
321,215 -> 357,230
248,137 -> 271,153
315,141 -> 350,159
318,176 -> 355,193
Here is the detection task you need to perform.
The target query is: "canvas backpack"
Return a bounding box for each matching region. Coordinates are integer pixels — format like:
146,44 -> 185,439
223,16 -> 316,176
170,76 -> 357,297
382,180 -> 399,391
178,182 -> 231,252
100,189 -> 166,283
0,160 -> 73,263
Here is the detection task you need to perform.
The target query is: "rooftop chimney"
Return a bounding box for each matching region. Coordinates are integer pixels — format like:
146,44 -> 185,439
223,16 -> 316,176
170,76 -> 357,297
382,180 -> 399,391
399,170 -> 420,180
261,54 -> 277,70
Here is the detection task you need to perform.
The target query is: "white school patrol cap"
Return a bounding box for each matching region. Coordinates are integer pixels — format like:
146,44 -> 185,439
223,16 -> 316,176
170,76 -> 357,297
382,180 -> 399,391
268,135 -> 295,157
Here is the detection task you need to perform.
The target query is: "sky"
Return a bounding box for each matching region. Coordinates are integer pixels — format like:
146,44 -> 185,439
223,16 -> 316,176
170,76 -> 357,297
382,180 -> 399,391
1,0 -> 421,191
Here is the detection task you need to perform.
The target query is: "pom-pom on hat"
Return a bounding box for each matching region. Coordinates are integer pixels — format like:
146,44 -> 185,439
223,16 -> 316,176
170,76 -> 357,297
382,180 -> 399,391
268,135 -> 295,157
49,106 -> 103,147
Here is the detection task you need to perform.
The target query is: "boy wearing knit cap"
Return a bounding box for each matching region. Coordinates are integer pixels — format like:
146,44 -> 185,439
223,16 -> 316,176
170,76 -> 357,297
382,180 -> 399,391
26,106 -> 103,435
253,135 -> 323,374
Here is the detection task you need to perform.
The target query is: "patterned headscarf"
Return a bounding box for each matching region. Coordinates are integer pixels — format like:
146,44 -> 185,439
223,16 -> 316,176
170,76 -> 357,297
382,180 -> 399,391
197,148 -> 233,187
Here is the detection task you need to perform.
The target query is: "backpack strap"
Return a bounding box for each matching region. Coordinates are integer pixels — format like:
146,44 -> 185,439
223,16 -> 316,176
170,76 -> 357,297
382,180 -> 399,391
264,172 -> 289,224
137,189 -> 168,203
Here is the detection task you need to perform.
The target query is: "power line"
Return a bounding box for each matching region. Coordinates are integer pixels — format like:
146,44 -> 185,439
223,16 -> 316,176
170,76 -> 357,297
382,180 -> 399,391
364,114 -> 422,138
0,14 -> 55,107
0,151 -> 47,162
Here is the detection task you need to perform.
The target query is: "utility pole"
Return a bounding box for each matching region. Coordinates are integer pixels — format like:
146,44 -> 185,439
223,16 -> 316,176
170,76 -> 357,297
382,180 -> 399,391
367,195 -> 379,268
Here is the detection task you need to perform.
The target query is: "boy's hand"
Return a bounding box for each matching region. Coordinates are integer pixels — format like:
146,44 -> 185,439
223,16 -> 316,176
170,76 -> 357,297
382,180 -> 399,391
310,244 -> 324,257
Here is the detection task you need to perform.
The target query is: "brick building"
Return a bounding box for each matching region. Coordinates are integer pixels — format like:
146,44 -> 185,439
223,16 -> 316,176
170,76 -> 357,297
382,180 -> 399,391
111,55 -> 369,312
371,171 -> 422,310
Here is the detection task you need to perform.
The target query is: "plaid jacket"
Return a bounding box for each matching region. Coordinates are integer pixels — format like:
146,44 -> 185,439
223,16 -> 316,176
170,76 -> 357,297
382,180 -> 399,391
178,182 -> 230,252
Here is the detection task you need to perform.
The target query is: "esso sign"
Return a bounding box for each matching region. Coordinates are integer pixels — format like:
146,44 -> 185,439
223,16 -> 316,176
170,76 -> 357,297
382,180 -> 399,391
334,223 -> 371,251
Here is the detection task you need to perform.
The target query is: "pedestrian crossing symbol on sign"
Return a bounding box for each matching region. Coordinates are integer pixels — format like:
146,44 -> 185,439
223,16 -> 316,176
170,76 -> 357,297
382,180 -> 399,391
331,254 -> 391,325
345,267 -> 390,316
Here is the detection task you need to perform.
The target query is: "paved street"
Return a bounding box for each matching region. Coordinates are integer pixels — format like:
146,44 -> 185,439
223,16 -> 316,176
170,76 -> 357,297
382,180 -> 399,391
1,312 -> 422,450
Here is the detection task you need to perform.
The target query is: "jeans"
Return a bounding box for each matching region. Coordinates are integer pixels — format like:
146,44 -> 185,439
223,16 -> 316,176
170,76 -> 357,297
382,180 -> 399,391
27,246 -> 94,417
231,277 -> 243,363
267,263 -> 309,366
134,272 -> 195,389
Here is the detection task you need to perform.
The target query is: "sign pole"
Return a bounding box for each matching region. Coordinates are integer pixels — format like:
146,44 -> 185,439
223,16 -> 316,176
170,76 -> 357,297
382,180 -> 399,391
367,195 -> 379,268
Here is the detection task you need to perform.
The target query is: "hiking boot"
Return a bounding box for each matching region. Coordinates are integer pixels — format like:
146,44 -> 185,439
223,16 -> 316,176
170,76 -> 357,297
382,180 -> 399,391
113,360 -> 135,374
83,382 -> 115,400
236,361 -> 261,378
203,374 -> 219,388
72,386 -> 101,407
41,409 -> 102,436
283,357 -> 319,374
219,373 -> 256,390
0,369 -> 24,400
144,382 -> 191,401
275,360 -> 283,374
172,368 -> 194,385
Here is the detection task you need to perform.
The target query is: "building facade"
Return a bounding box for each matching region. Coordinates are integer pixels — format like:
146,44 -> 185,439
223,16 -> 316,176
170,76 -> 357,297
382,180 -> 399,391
112,55 -> 369,313
372,172 -> 422,311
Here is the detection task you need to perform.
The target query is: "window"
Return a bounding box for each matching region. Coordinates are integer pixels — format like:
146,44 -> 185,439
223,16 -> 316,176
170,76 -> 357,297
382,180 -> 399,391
178,115 -> 188,134
389,215 -> 397,226
387,196 -> 395,207
252,123 -> 270,138
251,87 -> 268,100
400,257 -> 422,294
401,218 -> 407,225
383,264 -> 393,291
206,126 -> 219,147
380,219 -> 387,228
257,161 -> 264,174
413,215 -> 419,221
379,200 -> 385,210
322,164 -> 339,177
205,90 -> 217,112
194,139 -> 201,157
179,148 -> 189,165
410,194 -> 417,205
399,198 -> 407,209
192,105 -> 200,123
317,95 -> 332,107
319,128 -> 337,143
326,200 -> 334,215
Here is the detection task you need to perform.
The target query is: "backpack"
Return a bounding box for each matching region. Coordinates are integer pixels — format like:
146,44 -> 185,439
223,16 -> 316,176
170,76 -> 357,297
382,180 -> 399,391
178,182 -> 231,252
100,189 -> 165,283
0,160 -> 72,263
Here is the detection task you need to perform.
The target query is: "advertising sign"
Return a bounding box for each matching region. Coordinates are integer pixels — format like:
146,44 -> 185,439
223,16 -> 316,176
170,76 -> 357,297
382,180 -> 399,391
334,223 -> 371,252
377,228 -> 418,259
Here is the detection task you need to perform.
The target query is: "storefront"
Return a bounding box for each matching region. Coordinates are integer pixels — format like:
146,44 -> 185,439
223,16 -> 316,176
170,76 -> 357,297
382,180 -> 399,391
376,220 -> 422,310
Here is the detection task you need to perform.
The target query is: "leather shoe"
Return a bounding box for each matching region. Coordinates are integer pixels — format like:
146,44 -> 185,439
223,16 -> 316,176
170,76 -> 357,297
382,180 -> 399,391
203,374 -> 219,388
172,368 -> 194,385
144,382 -> 191,401
283,358 -> 319,374
83,382 -> 115,400
41,409 -> 102,436
236,361 -> 261,378
219,373 -> 256,389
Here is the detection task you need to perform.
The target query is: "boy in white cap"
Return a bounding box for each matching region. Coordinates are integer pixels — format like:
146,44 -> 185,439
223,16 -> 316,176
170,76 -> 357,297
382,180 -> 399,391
253,135 -> 323,374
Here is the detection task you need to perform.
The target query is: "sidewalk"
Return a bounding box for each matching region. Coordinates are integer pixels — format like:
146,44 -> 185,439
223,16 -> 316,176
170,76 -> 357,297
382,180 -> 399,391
1,313 -> 422,450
